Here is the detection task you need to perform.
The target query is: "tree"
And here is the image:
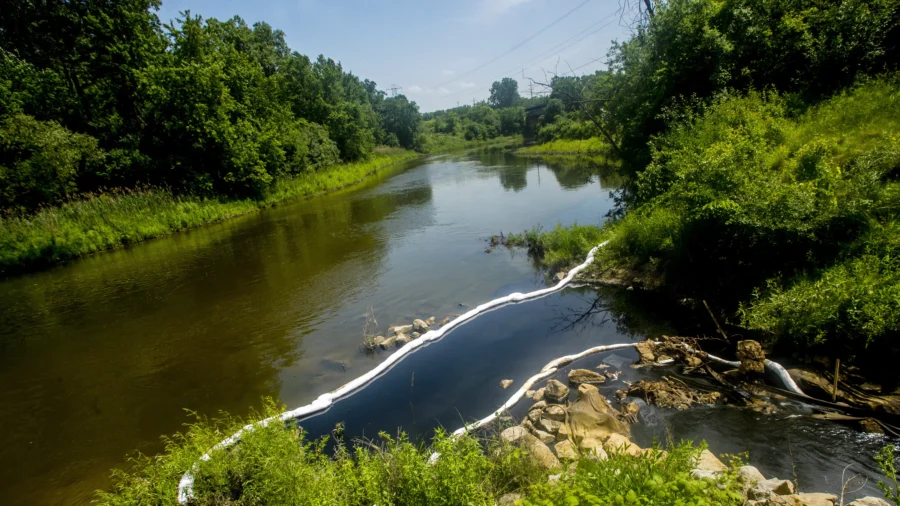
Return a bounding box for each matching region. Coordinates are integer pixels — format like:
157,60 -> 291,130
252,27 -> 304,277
378,95 -> 421,149
489,77 -> 519,108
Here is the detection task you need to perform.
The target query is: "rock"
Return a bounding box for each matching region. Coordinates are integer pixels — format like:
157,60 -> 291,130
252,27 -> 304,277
622,401 -> 640,422
849,497 -> 893,506
568,369 -> 607,385
538,418 -> 561,434
527,409 -> 543,424
696,449 -> 727,473
564,383 -> 629,453
555,271 -> 567,282
413,319 -> 429,333
626,379 -> 721,410
500,379 -> 514,389
531,400 -> 547,411
556,423 -> 574,442
372,336 -> 386,347
691,469 -> 719,480
533,429 -> 555,445
544,380 -> 570,404
737,465 -> 766,487
737,340 -> 766,377
603,433 -> 642,456
578,436 -> 610,459
525,389 -> 536,399
554,440 -> 579,460
440,317 -> 451,326
544,405 -> 567,421
426,316 -> 436,326
533,388 -> 546,402
498,492 -> 522,506
769,493 -> 837,506
379,336 -> 397,349
748,478 -> 796,501
635,340 -> 657,363
409,331 -> 420,339
390,324 -> 413,335
394,333 -> 411,346
499,426 -> 560,470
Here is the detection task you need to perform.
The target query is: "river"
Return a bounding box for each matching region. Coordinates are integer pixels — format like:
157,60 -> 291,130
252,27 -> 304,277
0,150 -> 890,505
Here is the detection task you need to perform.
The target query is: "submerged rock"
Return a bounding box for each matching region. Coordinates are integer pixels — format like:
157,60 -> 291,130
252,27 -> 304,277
555,271 -> 567,282
394,333 -> 411,346
440,317 -> 451,326
544,380 -> 570,404
379,336 -> 397,349
568,369 -> 607,385
390,324 -> 413,335
426,316 -> 436,326
500,379 -> 514,389
409,331 -> 420,339
413,319 -> 430,332
372,336 -> 386,347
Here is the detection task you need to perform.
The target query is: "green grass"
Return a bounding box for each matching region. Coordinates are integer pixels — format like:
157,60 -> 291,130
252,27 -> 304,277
95,399 -> 742,505
505,223 -> 610,271
0,149 -> 420,271
420,133 -> 520,154
518,137 -> 609,156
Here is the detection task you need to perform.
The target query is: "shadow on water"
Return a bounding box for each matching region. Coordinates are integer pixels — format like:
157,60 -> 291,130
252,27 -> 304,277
297,286 -> 892,502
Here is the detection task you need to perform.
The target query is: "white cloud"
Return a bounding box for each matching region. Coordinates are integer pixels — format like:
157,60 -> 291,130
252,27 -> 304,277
408,85 -> 424,94
458,82 -> 476,89
441,69 -> 455,76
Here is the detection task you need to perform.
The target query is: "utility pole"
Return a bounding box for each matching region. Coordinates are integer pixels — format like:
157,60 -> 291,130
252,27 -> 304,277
388,84 -> 402,97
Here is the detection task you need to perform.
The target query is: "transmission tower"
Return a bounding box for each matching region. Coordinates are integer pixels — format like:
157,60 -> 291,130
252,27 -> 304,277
388,84 -> 402,96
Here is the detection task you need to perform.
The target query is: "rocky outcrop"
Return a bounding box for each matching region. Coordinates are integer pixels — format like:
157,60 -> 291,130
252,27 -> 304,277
568,369 -> 607,385
737,340 -> 766,377
500,426 -> 560,470
544,380 -> 569,404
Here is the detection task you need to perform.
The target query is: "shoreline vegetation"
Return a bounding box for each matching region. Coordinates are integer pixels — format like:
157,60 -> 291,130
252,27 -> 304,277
516,137 -> 609,156
421,133 -> 522,154
0,149 -> 419,273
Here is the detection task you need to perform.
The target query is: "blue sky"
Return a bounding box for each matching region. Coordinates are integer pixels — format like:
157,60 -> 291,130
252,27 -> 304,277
155,0 -> 632,112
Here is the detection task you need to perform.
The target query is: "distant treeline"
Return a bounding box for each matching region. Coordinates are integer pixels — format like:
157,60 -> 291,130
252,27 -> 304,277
0,1 -> 422,214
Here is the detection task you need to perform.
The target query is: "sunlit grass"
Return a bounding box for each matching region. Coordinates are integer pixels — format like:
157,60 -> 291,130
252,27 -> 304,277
518,137 -> 609,155
0,149 -> 419,270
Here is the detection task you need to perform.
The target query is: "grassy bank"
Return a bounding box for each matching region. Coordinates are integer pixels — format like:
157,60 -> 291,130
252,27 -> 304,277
509,78 -> 900,368
420,133 -> 520,154
0,149 -> 419,271
95,400 -> 743,505
517,137 -> 609,156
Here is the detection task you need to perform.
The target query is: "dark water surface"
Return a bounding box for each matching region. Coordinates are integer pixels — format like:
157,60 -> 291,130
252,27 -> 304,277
298,287 -> 889,502
0,151 -> 619,505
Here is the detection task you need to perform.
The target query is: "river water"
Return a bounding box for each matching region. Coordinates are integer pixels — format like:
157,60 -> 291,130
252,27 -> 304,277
0,150 -> 890,505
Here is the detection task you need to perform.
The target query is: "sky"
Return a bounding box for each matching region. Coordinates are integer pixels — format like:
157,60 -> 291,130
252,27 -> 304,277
155,0 -> 633,112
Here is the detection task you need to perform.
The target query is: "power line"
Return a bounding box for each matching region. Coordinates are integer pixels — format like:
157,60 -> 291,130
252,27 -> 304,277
434,0 -> 592,89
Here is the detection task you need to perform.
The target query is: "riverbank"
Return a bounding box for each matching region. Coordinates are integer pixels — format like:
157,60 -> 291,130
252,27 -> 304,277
517,137 -> 609,156
0,149 -> 419,273
420,133 -> 521,154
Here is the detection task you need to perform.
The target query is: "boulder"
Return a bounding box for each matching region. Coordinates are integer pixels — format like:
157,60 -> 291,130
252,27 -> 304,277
691,469 -> 719,481
737,340 -> 766,377
413,319 -> 429,333
372,336 -> 386,347
394,333 -> 411,346
555,271 -> 567,282
544,405 -> 567,421
531,400 -> 548,411
769,493 -> 837,506
849,498 -> 893,506
737,465 -> 766,487
440,317 -> 451,326
499,426 -> 560,470
544,380 -> 570,404
533,429 -> 555,445
556,423 -> 574,443
500,379 -> 514,389
379,336 -> 397,349
603,433 -> 642,457
696,449 -> 727,473
409,331 -> 420,339
527,409 -> 543,424
532,388 -> 546,402
554,440 -> 579,460
538,418 -> 561,434
426,316 -> 436,326
564,383 -> 629,451
525,389 -> 536,399
568,369 -> 607,385
498,493 -> 522,506
390,324 -> 413,335
747,478 -> 796,501
635,341 -> 657,363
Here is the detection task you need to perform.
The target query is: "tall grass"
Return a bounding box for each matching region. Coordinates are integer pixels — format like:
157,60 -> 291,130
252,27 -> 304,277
517,137 -> 609,155
0,149 -> 419,270
95,399 -> 739,505
506,223 -> 610,271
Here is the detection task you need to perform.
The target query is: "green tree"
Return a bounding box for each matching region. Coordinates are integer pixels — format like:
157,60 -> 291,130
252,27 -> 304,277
489,77 -> 520,108
378,95 -> 421,149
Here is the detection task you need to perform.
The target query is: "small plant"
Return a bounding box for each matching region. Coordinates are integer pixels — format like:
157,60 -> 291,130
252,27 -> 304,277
876,445 -> 900,505
361,306 -> 379,351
